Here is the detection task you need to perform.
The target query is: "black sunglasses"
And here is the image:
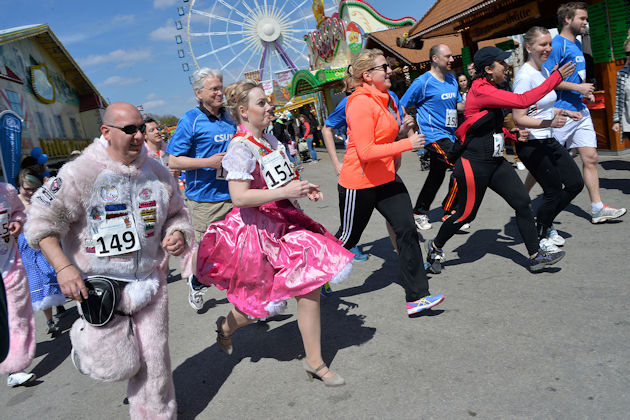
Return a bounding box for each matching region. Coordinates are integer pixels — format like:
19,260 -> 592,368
105,123 -> 146,135
368,63 -> 390,72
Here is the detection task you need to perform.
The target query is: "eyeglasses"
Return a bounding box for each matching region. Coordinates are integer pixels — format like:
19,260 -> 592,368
368,63 -> 390,72
105,123 -> 146,135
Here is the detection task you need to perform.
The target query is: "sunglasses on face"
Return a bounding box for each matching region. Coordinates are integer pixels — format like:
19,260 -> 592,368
105,123 -> 146,135
368,63 -> 390,72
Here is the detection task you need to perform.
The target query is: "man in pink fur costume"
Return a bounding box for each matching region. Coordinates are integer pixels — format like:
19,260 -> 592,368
0,182 -> 36,387
25,102 -> 195,419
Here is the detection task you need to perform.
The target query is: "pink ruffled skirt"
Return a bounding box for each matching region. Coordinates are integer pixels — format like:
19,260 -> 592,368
197,200 -> 353,318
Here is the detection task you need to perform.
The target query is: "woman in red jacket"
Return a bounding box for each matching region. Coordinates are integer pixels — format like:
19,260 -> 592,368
335,49 -> 444,316
426,46 -> 575,274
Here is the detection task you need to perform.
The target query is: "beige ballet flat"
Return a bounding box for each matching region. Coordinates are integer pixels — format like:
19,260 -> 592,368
302,360 -> 345,387
216,316 -> 233,355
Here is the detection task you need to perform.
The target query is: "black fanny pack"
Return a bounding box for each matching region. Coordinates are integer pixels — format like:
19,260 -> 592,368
80,277 -> 126,327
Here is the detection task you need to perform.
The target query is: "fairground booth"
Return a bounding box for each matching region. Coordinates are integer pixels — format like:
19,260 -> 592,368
288,0 -> 418,119
0,24 -> 106,184
396,0 -> 630,154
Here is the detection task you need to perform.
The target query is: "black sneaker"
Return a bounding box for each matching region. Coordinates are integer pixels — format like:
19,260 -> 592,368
529,248 -> 565,272
424,239 -> 445,274
46,319 -> 60,335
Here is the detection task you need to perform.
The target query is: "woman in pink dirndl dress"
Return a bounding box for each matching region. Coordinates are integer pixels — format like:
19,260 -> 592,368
197,81 -> 353,386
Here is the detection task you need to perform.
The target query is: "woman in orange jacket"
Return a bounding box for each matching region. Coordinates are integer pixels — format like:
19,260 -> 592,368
334,49 -> 444,316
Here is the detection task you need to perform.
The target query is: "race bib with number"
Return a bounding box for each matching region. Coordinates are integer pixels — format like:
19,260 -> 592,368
445,109 -> 457,128
492,133 -> 505,157
0,211 -> 8,239
93,216 -> 141,257
215,166 -> 227,180
261,150 -> 295,189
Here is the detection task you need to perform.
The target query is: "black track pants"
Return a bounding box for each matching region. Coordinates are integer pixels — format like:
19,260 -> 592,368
335,175 -> 430,301
434,157 -> 539,255
414,138 -> 458,215
515,138 -> 584,237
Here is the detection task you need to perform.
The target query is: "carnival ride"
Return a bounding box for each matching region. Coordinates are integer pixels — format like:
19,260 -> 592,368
176,0 -> 339,84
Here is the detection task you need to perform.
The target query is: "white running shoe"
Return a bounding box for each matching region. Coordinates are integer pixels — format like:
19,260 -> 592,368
591,205 -> 627,224
7,372 -> 35,387
187,275 -> 207,311
414,214 -> 432,230
539,238 -> 560,253
546,226 -> 565,247
515,161 -> 526,171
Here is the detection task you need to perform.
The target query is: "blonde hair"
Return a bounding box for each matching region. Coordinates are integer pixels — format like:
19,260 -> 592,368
224,80 -> 262,123
350,48 -> 385,85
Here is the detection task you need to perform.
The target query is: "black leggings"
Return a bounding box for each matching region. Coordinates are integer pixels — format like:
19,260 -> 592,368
434,157 -> 539,255
515,138 -> 584,237
414,139 -> 458,215
336,175 -> 430,301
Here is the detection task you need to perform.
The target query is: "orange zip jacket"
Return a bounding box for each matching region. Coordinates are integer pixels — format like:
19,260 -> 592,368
338,83 -> 412,190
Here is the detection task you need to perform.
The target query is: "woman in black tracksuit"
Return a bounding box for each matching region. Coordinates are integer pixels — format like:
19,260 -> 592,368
425,46 -> 575,273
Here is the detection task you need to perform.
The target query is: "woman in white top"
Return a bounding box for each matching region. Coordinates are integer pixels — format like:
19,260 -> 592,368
512,26 -> 584,248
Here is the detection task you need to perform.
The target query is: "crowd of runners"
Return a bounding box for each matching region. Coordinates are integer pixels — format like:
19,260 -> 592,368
0,2 -> 627,418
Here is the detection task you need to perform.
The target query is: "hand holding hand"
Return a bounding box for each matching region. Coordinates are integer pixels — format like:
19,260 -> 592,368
162,231 -> 186,256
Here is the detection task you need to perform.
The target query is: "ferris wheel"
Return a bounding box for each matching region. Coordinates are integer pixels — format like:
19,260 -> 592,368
181,0 -> 339,83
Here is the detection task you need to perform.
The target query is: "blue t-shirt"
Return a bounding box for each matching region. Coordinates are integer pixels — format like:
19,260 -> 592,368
166,107 -> 236,202
543,35 -> 587,112
324,91 -> 404,133
400,72 -> 462,144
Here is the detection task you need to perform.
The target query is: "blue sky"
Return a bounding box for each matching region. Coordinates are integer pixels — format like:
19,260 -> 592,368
1,0 -> 431,117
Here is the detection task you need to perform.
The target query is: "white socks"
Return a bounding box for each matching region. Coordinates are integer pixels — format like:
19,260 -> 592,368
591,202 -> 604,214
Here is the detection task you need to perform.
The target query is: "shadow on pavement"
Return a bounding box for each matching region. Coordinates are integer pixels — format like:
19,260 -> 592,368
599,177 -> 630,195
30,307 -> 79,380
332,237 -> 405,299
172,299 -> 375,419
600,160 -> 630,171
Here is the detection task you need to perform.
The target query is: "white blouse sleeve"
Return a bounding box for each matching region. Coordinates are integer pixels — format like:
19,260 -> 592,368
222,141 -> 257,181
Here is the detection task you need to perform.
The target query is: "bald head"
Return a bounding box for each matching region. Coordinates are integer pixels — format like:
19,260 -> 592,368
102,102 -> 142,126
100,102 -> 145,165
429,43 -> 454,73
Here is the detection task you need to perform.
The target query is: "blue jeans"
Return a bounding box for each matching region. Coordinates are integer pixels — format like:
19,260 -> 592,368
305,136 -> 317,161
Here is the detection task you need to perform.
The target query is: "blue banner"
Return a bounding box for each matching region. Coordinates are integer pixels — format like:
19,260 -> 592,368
0,110 -> 22,187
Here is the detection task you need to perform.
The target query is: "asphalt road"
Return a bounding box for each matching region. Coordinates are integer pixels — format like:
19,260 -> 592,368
2,148 -> 629,419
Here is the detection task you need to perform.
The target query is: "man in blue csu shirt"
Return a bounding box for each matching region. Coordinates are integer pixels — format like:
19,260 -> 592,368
167,68 -> 236,310
543,2 -> 625,224
401,44 -> 465,231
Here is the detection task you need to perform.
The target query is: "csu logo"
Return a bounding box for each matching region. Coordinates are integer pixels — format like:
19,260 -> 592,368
214,133 -> 232,142
575,56 -> 585,63
441,92 -> 456,100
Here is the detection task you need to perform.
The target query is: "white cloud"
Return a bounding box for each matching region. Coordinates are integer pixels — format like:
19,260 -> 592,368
144,99 -> 167,109
146,93 -> 159,100
112,14 -> 135,24
77,49 -> 152,67
153,0 -> 177,9
58,32 -> 90,45
149,19 -> 178,42
100,76 -> 142,86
